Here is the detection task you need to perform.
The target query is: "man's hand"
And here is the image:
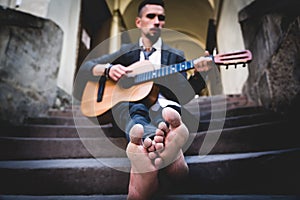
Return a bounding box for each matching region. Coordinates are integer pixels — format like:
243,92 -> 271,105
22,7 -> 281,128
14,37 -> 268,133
108,64 -> 132,82
92,64 -> 132,82
193,51 -> 215,73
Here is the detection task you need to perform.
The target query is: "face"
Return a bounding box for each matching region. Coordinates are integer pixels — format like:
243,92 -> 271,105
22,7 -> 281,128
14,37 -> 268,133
136,4 -> 165,40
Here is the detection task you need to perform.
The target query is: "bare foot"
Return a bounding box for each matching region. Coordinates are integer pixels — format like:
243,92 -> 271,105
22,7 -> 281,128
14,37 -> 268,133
154,107 -> 189,170
164,151 -> 189,180
126,124 -> 158,200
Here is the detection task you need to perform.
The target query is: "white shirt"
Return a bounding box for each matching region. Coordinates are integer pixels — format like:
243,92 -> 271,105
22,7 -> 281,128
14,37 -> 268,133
139,37 -> 181,111
139,37 -> 161,65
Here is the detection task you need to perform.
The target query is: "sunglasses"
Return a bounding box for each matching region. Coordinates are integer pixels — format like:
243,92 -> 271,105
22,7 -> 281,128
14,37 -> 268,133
146,13 -> 166,21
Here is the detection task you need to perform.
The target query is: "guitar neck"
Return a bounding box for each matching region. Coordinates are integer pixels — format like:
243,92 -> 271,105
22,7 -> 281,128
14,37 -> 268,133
134,59 -> 196,84
132,49 -> 252,84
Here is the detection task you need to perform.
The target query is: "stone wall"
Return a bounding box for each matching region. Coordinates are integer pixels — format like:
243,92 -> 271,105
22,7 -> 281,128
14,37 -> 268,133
0,6 -> 63,125
238,0 -> 300,114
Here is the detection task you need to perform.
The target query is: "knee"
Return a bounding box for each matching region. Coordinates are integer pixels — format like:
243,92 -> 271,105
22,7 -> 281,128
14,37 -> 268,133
129,103 -> 150,117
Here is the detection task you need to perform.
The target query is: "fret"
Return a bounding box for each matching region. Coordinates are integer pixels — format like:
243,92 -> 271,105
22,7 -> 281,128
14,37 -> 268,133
158,68 -> 161,77
147,71 -> 150,80
136,74 -> 142,84
181,63 -> 185,71
188,60 -> 192,70
176,63 -> 180,72
152,71 -> 156,79
171,65 -> 176,73
140,74 -> 143,82
145,72 -> 148,80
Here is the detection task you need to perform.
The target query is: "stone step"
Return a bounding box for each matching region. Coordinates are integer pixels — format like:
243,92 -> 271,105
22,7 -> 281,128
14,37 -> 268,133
1,124 -> 103,137
21,110 -> 282,132
184,97 -> 254,112
47,108 -> 77,117
1,121 -> 297,160
0,137 -> 127,160
24,116 -> 97,126
0,148 -> 299,195
0,194 -> 298,200
22,103 -> 282,127
49,102 -> 254,119
197,111 -> 283,131
186,106 -> 270,119
185,120 -> 299,155
198,106 -> 274,119
182,148 -> 300,195
0,124 -> 122,138
1,105 -> 284,140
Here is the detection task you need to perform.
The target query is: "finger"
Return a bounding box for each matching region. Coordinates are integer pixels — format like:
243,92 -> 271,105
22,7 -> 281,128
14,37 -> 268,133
111,73 -> 121,81
116,65 -> 131,73
203,59 -> 208,67
124,68 -> 133,73
110,74 -> 118,82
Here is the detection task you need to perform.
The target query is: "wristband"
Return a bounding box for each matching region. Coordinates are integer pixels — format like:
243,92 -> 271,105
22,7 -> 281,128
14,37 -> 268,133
104,63 -> 113,79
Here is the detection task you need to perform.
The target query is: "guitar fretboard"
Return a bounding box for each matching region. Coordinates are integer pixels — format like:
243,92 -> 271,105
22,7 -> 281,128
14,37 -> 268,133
134,60 -> 195,84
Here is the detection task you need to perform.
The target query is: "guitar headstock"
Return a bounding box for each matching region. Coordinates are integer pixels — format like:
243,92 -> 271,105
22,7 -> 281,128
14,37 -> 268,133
213,50 -> 252,69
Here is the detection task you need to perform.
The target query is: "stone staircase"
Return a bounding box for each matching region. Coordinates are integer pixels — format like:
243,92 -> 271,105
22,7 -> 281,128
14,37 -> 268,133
0,94 -> 299,200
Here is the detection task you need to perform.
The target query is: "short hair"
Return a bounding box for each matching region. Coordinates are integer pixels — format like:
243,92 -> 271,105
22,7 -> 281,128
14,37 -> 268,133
138,0 -> 165,16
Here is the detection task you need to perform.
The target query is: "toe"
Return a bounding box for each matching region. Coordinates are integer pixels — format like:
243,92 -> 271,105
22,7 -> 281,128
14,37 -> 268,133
154,135 -> 164,143
148,152 -> 157,160
129,124 -> 144,145
155,143 -> 164,151
143,137 -> 152,149
158,122 -> 169,133
154,157 -> 163,168
162,107 -> 181,128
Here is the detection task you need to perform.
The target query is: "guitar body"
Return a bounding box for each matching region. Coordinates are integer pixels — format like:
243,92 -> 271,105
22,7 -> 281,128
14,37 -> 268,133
81,60 -> 159,117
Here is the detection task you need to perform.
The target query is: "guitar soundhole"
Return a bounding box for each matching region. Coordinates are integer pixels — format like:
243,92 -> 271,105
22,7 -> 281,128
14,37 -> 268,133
118,76 -> 135,89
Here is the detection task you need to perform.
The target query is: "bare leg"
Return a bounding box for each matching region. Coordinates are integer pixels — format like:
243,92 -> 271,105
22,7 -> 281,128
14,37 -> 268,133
126,124 -> 159,200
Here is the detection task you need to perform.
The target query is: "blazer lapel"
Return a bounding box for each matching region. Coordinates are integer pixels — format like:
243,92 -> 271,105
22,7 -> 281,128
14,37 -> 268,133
117,43 -> 141,65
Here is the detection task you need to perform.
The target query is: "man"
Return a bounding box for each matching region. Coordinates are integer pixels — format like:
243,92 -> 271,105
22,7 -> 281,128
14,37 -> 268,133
77,0 -> 214,199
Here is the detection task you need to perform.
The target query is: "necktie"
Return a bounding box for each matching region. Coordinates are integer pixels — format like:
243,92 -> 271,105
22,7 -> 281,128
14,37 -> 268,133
143,47 -> 156,60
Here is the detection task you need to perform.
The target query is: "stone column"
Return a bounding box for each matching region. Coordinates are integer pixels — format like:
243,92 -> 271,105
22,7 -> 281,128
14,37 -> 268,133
0,6 -> 63,125
238,0 -> 300,115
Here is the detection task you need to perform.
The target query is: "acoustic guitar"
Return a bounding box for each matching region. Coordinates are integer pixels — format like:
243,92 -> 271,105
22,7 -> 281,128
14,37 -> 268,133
81,50 -> 252,119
